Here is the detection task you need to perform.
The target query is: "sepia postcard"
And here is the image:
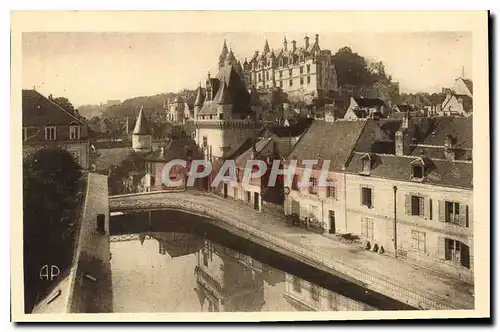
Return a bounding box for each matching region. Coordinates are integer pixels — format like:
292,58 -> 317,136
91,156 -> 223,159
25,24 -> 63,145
10,10 -> 490,322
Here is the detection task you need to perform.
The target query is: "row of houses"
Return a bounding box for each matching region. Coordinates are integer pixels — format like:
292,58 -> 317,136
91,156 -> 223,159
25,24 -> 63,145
315,76 -> 473,122
209,113 -> 473,283
21,85 -> 474,284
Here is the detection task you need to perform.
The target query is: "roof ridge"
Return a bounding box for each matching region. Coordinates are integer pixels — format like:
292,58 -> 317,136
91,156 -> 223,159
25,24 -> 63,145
36,90 -> 86,125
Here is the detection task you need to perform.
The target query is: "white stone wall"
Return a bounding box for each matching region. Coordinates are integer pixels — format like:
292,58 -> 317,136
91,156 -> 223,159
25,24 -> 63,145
345,173 -> 473,279
132,134 -> 152,152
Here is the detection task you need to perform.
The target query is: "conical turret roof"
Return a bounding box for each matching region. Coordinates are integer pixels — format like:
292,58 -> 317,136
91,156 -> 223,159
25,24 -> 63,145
194,87 -> 205,106
133,106 -> 150,135
263,39 -> 270,54
217,79 -> 232,105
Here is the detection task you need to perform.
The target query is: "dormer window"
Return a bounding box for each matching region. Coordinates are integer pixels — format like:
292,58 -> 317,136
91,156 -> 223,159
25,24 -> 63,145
45,126 -> 56,140
412,165 -> 424,179
359,153 -> 372,175
69,124 -> 81,140
410,157 -> 426,181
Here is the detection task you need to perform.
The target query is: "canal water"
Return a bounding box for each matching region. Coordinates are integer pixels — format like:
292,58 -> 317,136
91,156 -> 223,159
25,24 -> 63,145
109,210 -> 378,313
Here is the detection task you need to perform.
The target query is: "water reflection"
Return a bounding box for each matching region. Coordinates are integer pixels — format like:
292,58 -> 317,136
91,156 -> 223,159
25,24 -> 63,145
110,232 -> 374,313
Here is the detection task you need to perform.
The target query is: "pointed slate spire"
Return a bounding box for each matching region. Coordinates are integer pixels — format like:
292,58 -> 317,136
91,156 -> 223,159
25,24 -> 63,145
194,86 -> 205,106
217,79 -> 232,105
220,39 -> 228,57
263,39 -> 270,54
133,106 -> 149,135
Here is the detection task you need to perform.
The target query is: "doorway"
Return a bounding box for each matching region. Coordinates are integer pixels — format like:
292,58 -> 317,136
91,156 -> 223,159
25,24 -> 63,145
329,210 -> 336,234
254,192 -> 260,210
223,183 -> 228,198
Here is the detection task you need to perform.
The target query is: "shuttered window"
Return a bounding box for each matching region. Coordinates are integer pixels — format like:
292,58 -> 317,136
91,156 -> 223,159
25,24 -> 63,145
326,180 -> 336,199
361,186 -> 373,207
438,200 -> 469,227
406,195 -> 425,216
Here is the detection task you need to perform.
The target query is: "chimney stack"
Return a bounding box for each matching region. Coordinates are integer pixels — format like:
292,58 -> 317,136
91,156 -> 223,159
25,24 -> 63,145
291,40 -> 297,52
444,135 -> 455,160
315,34 -> 319,44
304,36 -> 310,49
395,131 -> 404,156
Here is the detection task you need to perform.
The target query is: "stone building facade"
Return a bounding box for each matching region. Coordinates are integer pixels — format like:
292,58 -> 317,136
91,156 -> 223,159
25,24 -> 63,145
218,35 -> 338,105
22,89 -> 90,169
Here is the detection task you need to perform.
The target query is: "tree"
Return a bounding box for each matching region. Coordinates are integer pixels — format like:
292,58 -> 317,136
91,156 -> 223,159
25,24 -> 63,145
368,61 -> 392,84
49,96 -> 77,114
23,148 -> 83,313
332,47 -> 372,88
332,47 -> 392,89
108,152 -> 146,195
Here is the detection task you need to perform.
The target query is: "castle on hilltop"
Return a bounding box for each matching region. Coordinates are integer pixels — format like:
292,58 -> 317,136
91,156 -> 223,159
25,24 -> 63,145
217,34 -> 339,105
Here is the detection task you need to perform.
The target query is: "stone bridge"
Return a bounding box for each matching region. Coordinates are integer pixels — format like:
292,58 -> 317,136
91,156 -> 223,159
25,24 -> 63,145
109,190 -> 474,311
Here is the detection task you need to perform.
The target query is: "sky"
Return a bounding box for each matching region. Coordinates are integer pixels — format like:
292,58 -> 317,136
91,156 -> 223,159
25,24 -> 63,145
22,31 -> 472,107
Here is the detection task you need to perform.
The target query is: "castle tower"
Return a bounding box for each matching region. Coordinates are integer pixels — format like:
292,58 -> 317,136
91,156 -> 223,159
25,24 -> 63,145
196,54 -> 263,165
132,106 -> 152,152
171,95 -> 186,124
194,85 -> 205,122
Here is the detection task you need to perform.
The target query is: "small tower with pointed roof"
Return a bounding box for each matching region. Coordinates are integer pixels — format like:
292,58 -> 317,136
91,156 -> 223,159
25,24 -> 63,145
194,85 -> 205,122
169,95 -> 186,124
216,79 -> 232,120
132,106 -> 152,152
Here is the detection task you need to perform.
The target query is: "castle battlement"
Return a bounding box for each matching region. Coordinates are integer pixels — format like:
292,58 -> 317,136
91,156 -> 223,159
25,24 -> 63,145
196,119 -> 262,130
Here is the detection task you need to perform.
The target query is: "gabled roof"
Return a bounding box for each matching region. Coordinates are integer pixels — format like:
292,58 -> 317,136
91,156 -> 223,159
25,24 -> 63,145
234,137 -> 273,167
286,120 -> 367,172
353,98 -> 386,107
404,94 -> 433,107
145,137 -> 201,162
463,79 -> 473,95
393,104 -> 413,113
346,152 -> 472,189
22,90 -> 86,127
173,95 -> 185,104
417,116 -> 472,149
